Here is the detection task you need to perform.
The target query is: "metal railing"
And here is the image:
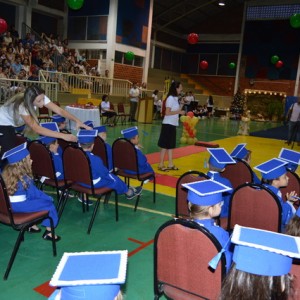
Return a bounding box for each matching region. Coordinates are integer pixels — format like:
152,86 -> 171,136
39,70 -> 131,97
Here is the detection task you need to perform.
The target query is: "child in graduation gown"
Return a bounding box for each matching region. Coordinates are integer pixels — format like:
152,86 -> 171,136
183,179 -> 233,273
1,142 -> 60,241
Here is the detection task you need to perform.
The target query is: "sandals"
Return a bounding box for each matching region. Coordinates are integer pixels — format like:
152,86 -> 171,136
42,230 -> 61,242
166,166 -> 179,171
158,166 -> 169,172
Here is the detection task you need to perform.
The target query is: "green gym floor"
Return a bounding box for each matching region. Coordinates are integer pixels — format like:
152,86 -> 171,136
1,117 -> 299,299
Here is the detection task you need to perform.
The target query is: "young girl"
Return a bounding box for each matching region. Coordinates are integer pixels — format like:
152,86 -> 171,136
255,158 -> 298,232
183,179 -> 233,273
2,142 -> 60,241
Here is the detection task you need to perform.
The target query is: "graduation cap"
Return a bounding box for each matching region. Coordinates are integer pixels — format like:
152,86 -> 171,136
94,125 -> 107,133
121,126 -> 138,139
182,179 -> 232,206
40,122 -> 59,132
38,136 -> 56,145
84,120 -> 94,128
254,158 -> 288,180
49,250 -> 128,300
77,129 -> 98,144
208,148 -> 236,169
51,115 -> 65,123
278,148 -> 300,166
231,225 -> 300,276
2,142 -> 29,164
230,143 -> 248,160
14,124 -> 26,133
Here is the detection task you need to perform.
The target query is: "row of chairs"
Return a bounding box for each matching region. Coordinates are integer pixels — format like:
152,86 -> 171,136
154,167 -> 300,299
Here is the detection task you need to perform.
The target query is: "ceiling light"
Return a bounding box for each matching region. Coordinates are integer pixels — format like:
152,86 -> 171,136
218,1 -> 225,6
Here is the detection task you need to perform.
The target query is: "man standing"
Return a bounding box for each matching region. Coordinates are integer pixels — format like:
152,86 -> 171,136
129,82 -> 140,122
287,97 -> 300,145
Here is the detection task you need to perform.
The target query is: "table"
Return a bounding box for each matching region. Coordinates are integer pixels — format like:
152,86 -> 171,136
65,105 -> 101,130
77,98 -> 101,106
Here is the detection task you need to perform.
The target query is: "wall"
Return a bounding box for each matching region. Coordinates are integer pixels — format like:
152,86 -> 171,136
114,63 -> 143,84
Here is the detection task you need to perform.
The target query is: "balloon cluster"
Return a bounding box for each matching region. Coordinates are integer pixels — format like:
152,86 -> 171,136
180,112 -> 199,145
270,55 -> 283,68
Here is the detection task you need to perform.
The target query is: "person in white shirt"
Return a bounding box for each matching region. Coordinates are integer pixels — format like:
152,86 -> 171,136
129,82 -> 140,122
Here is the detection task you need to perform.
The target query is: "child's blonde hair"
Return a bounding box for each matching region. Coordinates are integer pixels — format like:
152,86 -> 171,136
189,202 -> 211,219
2,155 -> 33,195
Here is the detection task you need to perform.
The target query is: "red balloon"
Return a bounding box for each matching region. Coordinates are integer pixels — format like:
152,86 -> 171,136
187,111 -> 194,118
275,60 -> 284,68
200,60 -> 208,70
0,18 -> 8,34
187,33 -> 199,45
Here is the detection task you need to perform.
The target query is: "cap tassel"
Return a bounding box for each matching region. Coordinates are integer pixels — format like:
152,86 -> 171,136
208,249 -> 225,270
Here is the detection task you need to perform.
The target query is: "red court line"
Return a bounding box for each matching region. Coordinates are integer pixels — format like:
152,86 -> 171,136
34,281 -> 55,298
155,173 -> 178,188
128,237 -> 144,245
128,239 -> 154,257
146,145 -> 206,164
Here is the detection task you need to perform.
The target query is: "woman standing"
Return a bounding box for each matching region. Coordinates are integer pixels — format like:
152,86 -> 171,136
0,85 -> 90,156
157,81 -> 185,171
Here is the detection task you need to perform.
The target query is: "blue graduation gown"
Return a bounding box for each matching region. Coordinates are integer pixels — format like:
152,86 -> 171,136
194,218 -> 232,273
51,152 -> 64,180
263,183 -> 294,232
10,176 -> 59,227
105,142 -> 113,172
125,147 -> 154,175
207,171 -> 233,218
80,151 -> 128,195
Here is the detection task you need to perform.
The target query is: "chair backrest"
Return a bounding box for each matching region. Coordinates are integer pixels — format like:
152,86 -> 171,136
281,170 -> 300,201
38,106 -> 50,116
15,133 -> 29,146
28,140 -> 57,181
175,171 -> 209,218
154,219 -> 226,300
221,158 -> 254,189
92,136 -> 108,168
112,138 -> 138,173
63,145 -> 94,189
227,183 -> 282,233
0,174 -> 14,226
117,103 -> 128,114
110,103 -> 115,110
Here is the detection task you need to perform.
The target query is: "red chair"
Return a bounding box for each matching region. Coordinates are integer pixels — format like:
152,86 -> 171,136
0,174 -> 57,280
62,145 -> 118,234
92,136 -> 108,169
176,171 -> 209,218
116,103 -> 130,125
112,138 -> 156,211
227,183 -> 282,233
37,106 -> 52,122
154,218 -> 226,300
222,158 -> 254,189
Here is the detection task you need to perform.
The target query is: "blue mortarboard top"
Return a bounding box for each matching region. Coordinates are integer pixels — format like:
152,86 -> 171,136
182,179 -> 232,206
94,125 -> 107,133
77,129 -> 98,144
278,148 -> 300,165
254,158 -> 288,180
208,148 -> 236,169
51,115 -> 65,123
14,124 -> 26,133
84,120 -> 94,128
2,142 -> 29,164
49,250 -> 128,300
121,126 -> 138,139
40,122 -> 59,132
230,143 -> 248,160
231,225 -> 300,276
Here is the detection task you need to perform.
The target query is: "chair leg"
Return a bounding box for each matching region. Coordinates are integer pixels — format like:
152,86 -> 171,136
87,198 -> 101,234
57,189 -> 69,218
4,229 -> 26,280
49,217 -> 57,257
134,182 -> 144,212
115,192 -> 119,222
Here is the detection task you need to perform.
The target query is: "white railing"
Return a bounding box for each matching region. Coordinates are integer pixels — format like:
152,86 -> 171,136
0,78 -> 57,104
39,70 -> 131,97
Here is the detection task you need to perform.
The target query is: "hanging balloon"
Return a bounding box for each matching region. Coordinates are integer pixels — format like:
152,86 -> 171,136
67,0 -> 84,10
0,18 -> 8,34
199,60 -> 208,70
275,60 -> 284,68
125,51 -> 135,61
229,62 -> 236,69
270,55 -> 279,64
187,33 -> 199,45
290,13 -> 300,29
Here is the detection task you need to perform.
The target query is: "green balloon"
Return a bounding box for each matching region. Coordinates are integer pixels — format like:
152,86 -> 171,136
125,51 -> 135,61
271,55 -> 279,64
229,62 -> 236,69
67,0 -> 84,10
290,13 -> 300,29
